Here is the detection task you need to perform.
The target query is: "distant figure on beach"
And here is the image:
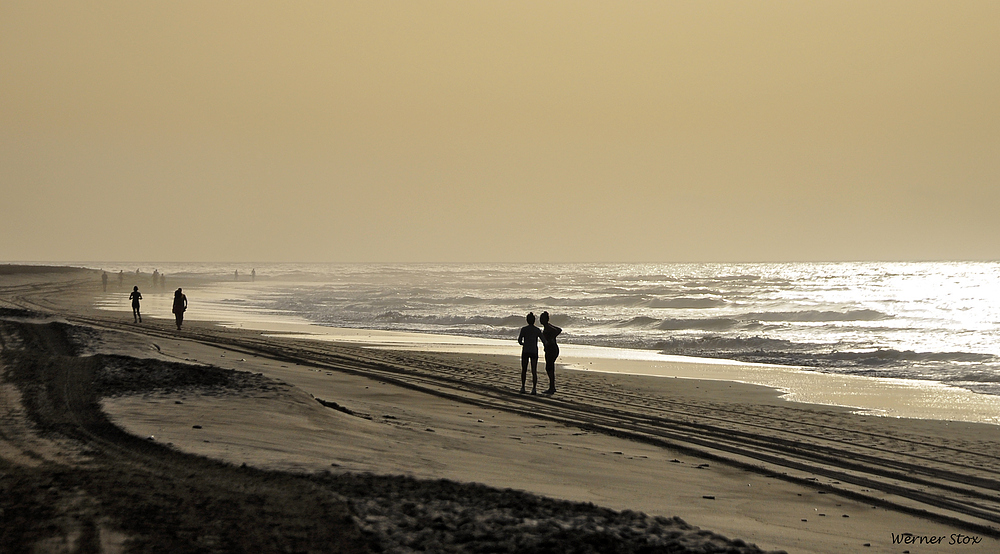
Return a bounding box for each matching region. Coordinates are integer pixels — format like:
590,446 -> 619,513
172,288 -> 187,330
101,271 -> 108,292
152,269 -> 159,286
251,268 -> 255,282
540,311 -> 561,394
118,270 -> 124,288
136,268 -> 140,276
234,269 -> 239,281
517,312 -> 544,394
129,286 -> 142,323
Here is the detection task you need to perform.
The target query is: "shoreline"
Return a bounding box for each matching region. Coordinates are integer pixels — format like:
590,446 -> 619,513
4,265 -> 1000,552
60,261 -> 1000,424
116,298 -> 1000,426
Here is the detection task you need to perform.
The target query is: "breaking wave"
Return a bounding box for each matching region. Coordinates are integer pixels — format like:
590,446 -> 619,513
616,316 -> 660,328
656,318 -> 740,331
654,335 -> 999,378
645,297 -> 727,309
741,309 -> 891,322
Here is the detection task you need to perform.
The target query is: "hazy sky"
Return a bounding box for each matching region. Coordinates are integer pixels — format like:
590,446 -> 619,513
2,2 -> 998,263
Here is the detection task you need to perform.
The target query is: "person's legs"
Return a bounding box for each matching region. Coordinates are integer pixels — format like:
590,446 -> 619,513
529,355 -> 538,394
543,351 -> 556,394
175,313 -> 183,330
520,353 -> 528,393
132,306 -> 138,323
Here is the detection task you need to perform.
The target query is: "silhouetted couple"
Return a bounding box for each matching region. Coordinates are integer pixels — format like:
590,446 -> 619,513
517,311 -> 561,395
127,285 -> 187,329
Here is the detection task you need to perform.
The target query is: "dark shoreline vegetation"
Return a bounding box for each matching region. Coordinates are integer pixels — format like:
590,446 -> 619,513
0,314 -> 777,553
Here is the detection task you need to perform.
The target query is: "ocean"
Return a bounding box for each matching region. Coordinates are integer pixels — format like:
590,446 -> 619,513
88,262 -> 1000,397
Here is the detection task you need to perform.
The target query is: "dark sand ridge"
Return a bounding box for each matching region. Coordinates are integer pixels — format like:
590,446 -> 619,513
3,266 -> 1000,553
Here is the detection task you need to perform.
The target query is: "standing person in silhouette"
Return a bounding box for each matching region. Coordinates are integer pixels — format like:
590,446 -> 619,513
540,311 -> 562,394
102,271 -> 108,292
517,312 -> 544,394
251,268 -> 255,282
234,269 -> 239,281
129,286 -> 142,323
172,288 -> 188,330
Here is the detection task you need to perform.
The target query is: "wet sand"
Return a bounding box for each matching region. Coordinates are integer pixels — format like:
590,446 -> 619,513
228,322 -> 1000,425
3,266 -> 1000,552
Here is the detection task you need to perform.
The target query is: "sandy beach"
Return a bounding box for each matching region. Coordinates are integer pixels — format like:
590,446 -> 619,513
3,266 -> 1000,553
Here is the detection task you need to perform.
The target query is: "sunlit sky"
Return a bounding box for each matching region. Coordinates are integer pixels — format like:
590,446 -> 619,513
2,2 -> 998,263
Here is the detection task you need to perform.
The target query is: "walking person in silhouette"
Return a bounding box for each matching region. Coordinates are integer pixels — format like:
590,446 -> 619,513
540,311 -> 561,394
172,288 -> 187,330
129,286 -> 142,323
517,312 -> 543,394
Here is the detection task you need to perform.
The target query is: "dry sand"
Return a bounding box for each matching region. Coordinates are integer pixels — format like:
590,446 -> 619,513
4,266 -> 1000,553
